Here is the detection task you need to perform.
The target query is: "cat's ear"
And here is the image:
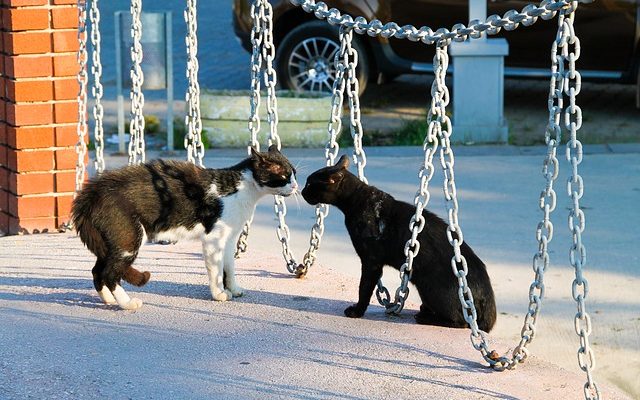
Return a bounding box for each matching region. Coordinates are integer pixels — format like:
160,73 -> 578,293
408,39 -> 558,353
250,147 -> 264,161
327,172 -> 344,185
336,155 -> 349,170
268,144 -> 279,153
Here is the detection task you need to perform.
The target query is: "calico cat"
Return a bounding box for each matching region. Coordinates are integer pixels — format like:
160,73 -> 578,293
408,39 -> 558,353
301,155 -> 496,331
71,145 -> 297,310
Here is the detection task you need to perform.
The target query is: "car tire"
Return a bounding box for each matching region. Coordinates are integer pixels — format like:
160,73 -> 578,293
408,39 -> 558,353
276,20 -> 370,95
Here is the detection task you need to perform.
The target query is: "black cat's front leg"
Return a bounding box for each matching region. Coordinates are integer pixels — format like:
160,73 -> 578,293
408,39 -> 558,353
345,263 -> 383,318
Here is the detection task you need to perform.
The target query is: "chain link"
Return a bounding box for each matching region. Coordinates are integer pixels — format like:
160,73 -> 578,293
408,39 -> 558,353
481,8 -> 570,371
235,0 -> 266,258
290,0 -> 592,43
128,0 -> 145,165
239,1 -> 299,273
89,0 -> 105,174
561,5 -> 600,399
422,45 -> 498,366
297,24 -> 348,275
381,46 -> 445,314
184,0 -> 205,167
74,0 -> 89,195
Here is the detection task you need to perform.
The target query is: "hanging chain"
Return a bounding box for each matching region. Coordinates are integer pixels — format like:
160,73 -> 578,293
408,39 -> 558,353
291,0 -> 588,44
262,0 -> 299,274
343,27 -> 367,184
297,26 -> 348,276
422,44 -> 498,367
128,0 -> 146,165
184,0 -> 204,167
89,0 -> 105,174
74,0 -> 89,195
560,5 -> 599,399
379,46 -> 445,314
235,0 -> 265,259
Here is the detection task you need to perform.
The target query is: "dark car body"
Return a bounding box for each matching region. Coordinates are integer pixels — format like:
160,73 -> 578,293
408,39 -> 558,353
233,0 -> 639,92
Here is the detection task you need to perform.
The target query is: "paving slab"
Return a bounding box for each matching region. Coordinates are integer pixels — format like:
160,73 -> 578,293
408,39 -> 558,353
0,233 -> 631,400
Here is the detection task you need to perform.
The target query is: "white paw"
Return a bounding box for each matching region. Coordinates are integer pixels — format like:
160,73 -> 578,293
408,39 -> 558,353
228,286 -> 244,298
121,297 -> 143,310
98,288 -> 117,305
212,290 -> 233,302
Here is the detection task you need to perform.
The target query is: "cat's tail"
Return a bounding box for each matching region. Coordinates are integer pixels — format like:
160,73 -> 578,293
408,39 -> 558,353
477,288 -> 497,333
123,266 -> 151,287
71,185 -> 108,260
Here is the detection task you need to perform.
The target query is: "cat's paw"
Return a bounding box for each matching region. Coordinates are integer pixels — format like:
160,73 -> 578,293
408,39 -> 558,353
98,287 -> 117,305
228,286 -> 244,298
121,297 -> 143,310
212,290 -> 233,302
344,305 -> 365,318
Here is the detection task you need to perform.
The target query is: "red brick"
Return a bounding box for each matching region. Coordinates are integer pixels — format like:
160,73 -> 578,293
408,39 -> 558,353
0,167 -> 8,189
56,194 -> 73,219
5,79 -> 53,102
0,123 -> 6,146
53,101 -> 78,124
0,79 -> 5,100
3,0 -> 48,6
54,148 -> 77,170
53,77 -> 79,100
9,194 -> 55,218
52,0 -> 76,4
4,31 -> 51,55
9,215 -> 57,234
2,8 -> 49,31
4,55 -> 53,79
0,146 -> 7,167
52,54 -> 79,77
54,171 -> 75,192
55,125 -> 78,146
10,172 -> 54,195
6,102 -> 54,126
0,211 -> 8,235
51,30 -> 79,53
9,149 -> 55,172
0,190 -> 8,212
7,126 -> 55,150
51,7 -> 78,29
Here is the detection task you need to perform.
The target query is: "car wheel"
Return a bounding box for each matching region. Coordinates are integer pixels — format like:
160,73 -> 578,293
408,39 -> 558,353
276,20 -> 370,95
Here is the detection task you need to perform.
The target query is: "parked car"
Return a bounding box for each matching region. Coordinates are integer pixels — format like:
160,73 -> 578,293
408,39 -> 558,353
232,0 -> 639,96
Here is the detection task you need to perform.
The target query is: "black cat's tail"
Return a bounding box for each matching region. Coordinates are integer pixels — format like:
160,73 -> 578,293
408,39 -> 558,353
477,289 -> 497,332
71,184 -> 108,260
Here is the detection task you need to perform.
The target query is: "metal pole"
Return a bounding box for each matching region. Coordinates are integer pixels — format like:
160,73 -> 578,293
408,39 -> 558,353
115,11 -> 126,154
166,11 -> 174,151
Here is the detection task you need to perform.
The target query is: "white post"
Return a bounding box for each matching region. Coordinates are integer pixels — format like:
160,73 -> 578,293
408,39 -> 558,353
449,0 -> 509,143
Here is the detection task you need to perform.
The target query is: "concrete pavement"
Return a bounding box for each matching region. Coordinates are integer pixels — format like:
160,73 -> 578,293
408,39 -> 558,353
1,146 -> 638,399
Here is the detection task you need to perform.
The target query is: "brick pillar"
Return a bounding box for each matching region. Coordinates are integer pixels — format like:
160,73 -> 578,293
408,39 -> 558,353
0,0 -> 84,236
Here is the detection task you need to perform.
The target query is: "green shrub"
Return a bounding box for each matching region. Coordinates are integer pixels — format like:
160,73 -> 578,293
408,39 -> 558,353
172,116 -> 210,150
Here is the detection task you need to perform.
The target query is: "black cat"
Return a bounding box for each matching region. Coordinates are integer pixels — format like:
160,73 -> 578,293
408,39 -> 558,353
301,155 -> 496,331
72,145 -> 297,310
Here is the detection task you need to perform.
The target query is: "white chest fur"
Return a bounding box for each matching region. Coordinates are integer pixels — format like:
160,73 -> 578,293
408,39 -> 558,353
153,171 -> 261,243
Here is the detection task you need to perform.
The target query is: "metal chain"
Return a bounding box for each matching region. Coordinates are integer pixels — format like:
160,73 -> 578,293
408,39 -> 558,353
421,45 -> 499,367
380,46 -> 445,315
74,0 -> 89,195
128,0 -> 146,165
184,0 -> 205,167
476,8 -> 569,372
560,5 -> 599,399
290,0 -> 594,44
235,0 -> 265,259
262,0 -> 300,274
343,27 -> 367,184
89,0 -> 105,174
298,26 -> 348,276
